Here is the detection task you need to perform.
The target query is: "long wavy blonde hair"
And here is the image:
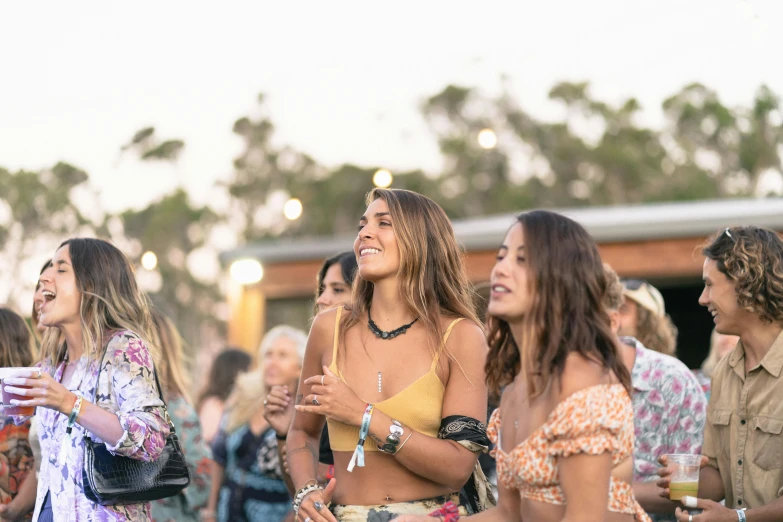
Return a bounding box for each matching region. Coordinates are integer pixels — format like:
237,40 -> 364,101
343,188 -> 481,360
150,308 -> 192,403
224,325 -> 307,433
39,238 -> 156,367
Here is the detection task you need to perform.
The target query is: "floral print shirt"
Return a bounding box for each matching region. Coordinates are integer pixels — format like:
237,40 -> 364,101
33,330 -> 170,522
625,337 -> 708,522
151,394 -> 212,522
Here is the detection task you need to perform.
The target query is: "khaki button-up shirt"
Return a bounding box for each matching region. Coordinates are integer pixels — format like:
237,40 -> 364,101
703,330 -> 783,509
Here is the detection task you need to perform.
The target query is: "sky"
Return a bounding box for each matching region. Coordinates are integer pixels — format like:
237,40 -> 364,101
0,0 -> 780,214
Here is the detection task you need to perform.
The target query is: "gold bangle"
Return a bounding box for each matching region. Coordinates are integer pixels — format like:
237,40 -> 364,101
395,431 -> 414,455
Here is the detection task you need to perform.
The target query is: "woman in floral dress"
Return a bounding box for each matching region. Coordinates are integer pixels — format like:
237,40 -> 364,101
3,238 -> 170,521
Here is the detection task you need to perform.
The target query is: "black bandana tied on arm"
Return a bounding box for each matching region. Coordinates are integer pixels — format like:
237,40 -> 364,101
438,415 -> 496,513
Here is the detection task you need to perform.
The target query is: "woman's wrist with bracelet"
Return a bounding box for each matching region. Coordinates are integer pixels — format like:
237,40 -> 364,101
59,391 -> 79,416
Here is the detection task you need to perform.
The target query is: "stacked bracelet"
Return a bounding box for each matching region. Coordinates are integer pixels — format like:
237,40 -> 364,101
347,403 -> 374,472
377,420 -> 405,454
292,483 -> 322,513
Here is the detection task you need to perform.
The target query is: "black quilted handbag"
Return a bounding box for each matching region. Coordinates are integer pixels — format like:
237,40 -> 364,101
81,351 -> 190,506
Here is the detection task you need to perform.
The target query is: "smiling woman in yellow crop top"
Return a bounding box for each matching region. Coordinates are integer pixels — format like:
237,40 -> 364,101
285,188 -> 490,522
398,211 -> 652,522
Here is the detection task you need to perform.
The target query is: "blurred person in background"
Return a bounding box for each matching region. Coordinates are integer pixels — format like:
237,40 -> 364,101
315,251 -> 358,313
692,328 -> 739,400
202,326 -> 307,522
197,349 -> 252,444
618,279 -> 678,356
264,251 -> 358,491
31,261 -> 54,340
604,266 -> 707,521
150,309 -> 212,522
0,262 -> 54,521
0,309 -> 36,521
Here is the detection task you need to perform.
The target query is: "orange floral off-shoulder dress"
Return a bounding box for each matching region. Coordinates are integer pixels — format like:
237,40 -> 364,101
487,384 -> 651,522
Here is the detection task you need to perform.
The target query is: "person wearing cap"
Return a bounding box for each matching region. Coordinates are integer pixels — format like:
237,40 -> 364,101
604,266 -> 708,522
656,226 -> 783,521
618,279 -> 679,356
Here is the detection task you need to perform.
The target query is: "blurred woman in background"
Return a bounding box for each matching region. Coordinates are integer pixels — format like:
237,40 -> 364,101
0,309 -> 36,520
0,261 -> 53,521
264,251 -> 358,490
202,326 -> 307,522
150,309 -> 212,522
197,349 -> 252,444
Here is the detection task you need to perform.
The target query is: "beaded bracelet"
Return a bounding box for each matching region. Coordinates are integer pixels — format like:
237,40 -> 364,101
292,483 -> 322,513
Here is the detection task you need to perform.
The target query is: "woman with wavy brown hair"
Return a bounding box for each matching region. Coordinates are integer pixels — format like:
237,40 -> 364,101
287,188 -> 490,522
2,238 -> 170,521
400,210 -> 650,522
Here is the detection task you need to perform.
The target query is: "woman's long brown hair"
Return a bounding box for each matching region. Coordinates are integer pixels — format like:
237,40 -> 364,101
485,210 -> 631,399
343,188 -> 481,360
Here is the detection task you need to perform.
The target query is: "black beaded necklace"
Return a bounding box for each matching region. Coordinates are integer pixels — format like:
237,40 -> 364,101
367,306 -> 418,340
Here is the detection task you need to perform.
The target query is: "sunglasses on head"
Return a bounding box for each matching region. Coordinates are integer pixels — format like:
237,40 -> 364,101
620,278 -> 648,291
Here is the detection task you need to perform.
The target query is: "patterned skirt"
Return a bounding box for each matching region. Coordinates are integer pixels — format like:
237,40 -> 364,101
330,493 -> 466,522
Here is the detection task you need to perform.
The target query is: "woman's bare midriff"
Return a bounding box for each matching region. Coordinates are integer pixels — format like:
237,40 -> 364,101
330,451 -> 456,505
519,457 -> 636,522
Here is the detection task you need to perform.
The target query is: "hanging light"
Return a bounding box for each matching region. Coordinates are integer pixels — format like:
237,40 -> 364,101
229,259 -> 264,285
373,169 -> 393,188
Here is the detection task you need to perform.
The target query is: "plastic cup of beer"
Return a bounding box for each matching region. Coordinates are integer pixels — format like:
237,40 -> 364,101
0,367 -> 41,416
667,453 -> 701,501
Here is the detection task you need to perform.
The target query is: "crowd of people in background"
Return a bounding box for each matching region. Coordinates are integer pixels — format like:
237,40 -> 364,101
0,188 -> 782,522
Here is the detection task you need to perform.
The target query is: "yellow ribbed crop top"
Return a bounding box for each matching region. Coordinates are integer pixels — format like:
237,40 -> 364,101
326,306 -> 463,452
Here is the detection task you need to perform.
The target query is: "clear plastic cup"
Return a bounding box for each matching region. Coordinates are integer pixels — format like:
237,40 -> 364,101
0,367 -> 41,416
667,453 -> 701,501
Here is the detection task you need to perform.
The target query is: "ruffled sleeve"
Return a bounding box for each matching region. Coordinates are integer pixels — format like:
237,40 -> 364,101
541,385 -> 631,458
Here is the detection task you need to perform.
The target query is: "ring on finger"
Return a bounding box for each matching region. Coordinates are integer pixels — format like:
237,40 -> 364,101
312,395 -> 320,406
304,518 -> 312,522
263,399 -> 268,406
321,375 -> 325,386
314,500 -> 323,511
688,516 -> 693,522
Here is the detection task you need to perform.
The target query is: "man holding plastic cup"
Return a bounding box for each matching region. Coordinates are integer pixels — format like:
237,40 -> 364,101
656,226 -> 783,522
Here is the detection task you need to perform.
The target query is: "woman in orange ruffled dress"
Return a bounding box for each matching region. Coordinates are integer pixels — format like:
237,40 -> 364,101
399,210 -> 651,522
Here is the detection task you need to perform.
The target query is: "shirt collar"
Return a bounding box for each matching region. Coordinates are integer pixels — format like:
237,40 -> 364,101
729,329 -> 783,378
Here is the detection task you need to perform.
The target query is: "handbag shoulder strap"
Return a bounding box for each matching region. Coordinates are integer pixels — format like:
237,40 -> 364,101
90,331 -> 176,433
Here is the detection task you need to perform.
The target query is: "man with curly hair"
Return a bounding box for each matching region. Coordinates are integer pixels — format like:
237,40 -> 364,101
618,279 -> 679,356
662,226 -> 783,521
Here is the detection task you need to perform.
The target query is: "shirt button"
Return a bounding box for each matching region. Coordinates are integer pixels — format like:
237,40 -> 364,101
738,459 -> 743,465
741,419 -> 746,425
738,499 -> 743,505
